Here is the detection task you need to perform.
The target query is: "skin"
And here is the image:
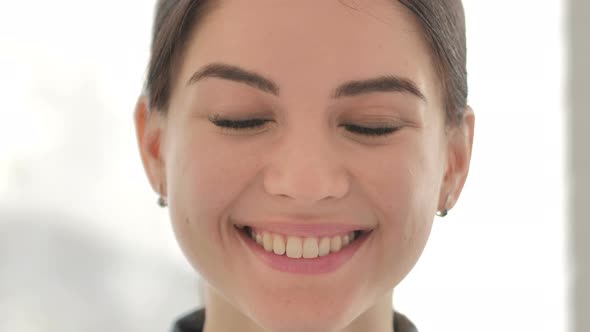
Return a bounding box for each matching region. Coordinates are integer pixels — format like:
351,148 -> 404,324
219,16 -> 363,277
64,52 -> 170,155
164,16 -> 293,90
134,0 -> 475,331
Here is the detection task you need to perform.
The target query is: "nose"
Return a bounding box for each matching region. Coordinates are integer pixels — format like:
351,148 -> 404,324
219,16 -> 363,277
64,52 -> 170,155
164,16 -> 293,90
263,125 -> 350,206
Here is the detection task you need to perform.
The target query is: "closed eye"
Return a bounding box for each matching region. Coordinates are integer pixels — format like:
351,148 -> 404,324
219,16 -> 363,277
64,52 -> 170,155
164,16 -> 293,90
341,124 -> 400,136
208,117 -> 401,138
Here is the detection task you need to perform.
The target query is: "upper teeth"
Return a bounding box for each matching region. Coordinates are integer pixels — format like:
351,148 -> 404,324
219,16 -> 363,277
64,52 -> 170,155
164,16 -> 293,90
242,227 -> 359,259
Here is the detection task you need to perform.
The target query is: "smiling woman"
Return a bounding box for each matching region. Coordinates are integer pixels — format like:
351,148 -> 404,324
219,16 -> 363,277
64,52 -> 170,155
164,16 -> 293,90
133,0 -> 474,331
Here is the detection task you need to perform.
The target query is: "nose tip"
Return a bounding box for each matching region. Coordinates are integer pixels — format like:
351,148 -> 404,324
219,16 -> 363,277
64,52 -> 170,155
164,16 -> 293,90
264,166 -> 349,205
261,123 -> 351,205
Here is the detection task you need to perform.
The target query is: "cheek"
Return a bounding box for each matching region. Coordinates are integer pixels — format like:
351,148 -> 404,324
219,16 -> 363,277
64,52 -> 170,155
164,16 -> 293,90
369,140 -> 438,221
366,141 -> 438,284
165,132 -> 259,279
169,130 -> 257,219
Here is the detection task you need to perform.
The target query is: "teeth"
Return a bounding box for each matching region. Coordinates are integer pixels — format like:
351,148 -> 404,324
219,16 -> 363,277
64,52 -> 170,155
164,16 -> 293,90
240,225 -> 365,259
342,234 -> 350,246
262,232 -> 273,252
330,235 -> 342,253
302,237 -> 319,259
286,236 -> 303,258
318,237 -> 331,257
273,234 -> 286,255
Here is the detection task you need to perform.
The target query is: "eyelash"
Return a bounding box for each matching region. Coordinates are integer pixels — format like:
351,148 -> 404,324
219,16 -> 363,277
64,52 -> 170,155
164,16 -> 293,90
209,118 -> 400,137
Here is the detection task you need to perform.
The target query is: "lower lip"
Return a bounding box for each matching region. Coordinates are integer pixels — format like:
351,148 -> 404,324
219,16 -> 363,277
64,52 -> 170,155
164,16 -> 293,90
236,226 -> 372,275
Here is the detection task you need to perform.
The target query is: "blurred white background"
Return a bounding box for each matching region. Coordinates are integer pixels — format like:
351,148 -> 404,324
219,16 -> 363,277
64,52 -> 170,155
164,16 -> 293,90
0,0 -> 572,331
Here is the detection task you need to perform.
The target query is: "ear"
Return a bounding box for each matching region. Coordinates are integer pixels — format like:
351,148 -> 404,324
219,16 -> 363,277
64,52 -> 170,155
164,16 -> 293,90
438,106 -> 475,213
133,95 -> 168,198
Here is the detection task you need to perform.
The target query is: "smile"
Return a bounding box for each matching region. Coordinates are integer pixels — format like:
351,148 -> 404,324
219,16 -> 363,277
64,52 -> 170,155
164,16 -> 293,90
234,224 -> 373,274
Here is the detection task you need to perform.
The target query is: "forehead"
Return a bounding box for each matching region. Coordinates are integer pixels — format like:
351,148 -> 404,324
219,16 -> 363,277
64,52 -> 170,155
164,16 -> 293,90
175,0 -> 440,105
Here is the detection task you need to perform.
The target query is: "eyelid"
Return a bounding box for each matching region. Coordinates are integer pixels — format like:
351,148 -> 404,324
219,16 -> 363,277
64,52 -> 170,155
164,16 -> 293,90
209,116 -> 404,139
208,117 -> 273,136
341,123 -> 402,136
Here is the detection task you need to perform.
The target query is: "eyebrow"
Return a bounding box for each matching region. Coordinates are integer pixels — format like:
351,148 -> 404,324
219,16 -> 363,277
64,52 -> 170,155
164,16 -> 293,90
187,62 -> 427,102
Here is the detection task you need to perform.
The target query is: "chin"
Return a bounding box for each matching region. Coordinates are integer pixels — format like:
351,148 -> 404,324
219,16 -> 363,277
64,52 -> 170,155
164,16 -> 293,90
237,290 -> 362,332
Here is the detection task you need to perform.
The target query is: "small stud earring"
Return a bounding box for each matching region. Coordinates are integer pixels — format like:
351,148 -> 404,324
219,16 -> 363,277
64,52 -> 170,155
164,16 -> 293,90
436,194 -> 451,217
157,183 -> 168,208
436,209 -> 448,217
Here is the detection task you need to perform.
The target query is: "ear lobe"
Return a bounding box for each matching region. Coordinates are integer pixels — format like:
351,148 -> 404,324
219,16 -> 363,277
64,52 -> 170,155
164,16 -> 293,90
134,95 -> 167,196
438,106 -> 475,212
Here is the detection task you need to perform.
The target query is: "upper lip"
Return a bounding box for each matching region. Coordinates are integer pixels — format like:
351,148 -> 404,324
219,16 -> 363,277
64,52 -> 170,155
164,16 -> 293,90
232,217 -> 375,238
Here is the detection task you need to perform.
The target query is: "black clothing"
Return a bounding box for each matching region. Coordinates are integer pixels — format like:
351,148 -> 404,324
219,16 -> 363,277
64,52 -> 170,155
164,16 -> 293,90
172,307 -> 418,332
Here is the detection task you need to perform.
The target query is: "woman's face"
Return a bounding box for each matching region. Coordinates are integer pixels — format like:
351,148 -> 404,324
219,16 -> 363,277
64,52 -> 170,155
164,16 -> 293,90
136,0 -> 473,331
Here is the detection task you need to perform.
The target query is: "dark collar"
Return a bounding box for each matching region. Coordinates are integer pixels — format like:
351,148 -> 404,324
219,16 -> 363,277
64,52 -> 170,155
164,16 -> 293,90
171,308 -> 418,332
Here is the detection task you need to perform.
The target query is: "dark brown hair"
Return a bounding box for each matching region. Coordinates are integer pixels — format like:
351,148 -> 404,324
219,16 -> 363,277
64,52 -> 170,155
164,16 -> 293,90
143,0 -> 467,126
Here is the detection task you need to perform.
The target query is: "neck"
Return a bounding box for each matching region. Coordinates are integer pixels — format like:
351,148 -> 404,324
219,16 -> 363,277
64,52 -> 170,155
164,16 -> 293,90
202,286 -> 396,332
